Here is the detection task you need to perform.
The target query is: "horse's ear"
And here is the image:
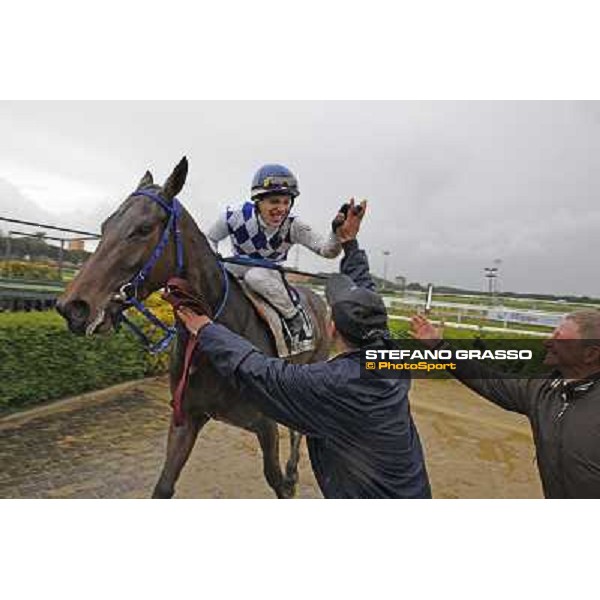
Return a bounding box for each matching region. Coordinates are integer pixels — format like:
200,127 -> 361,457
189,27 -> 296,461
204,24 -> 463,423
162,157 -> 188,200
136,170 -> 154,190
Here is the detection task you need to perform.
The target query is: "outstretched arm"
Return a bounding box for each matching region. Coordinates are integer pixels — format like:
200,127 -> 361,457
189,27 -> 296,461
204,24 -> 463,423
290,218 -> 342,258
335,199 -> 375,290
410,314 -> 534,415
185,318 -> 343,437
290,198 -> 368,260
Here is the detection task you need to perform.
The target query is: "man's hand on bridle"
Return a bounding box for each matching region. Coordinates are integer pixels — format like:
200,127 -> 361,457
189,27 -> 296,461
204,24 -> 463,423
177,306 -> 212,337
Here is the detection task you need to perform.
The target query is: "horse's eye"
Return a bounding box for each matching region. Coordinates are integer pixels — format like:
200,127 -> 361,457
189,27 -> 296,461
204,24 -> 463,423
130,224 -> 154,238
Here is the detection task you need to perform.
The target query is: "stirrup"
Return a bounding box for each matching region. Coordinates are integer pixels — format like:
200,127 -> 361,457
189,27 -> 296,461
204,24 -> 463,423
285,312 -> 305,337
282,309 -> 313,354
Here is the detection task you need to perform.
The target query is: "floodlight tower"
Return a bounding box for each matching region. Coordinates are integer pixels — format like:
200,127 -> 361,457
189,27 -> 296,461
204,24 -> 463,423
484,266 -> 498,302
493,258 -> 502,300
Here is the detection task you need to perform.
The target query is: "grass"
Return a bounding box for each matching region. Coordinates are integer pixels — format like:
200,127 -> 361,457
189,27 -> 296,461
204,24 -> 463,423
404,292 -> 599,313
387,305 -> 553,335
388,317 -> 546,340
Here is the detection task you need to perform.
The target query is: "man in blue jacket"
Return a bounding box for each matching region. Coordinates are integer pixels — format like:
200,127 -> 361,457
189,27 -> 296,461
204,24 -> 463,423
178,200 -> 431,499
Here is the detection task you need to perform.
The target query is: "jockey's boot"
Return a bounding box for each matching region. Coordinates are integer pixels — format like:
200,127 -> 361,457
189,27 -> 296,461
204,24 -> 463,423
284,311 -> 309,352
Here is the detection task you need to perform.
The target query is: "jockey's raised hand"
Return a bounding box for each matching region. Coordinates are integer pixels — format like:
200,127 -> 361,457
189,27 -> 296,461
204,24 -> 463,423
333,198 -> 368,243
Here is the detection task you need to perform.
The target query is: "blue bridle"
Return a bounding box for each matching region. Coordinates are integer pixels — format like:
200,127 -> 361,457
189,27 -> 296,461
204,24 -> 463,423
115,189 -> 229,354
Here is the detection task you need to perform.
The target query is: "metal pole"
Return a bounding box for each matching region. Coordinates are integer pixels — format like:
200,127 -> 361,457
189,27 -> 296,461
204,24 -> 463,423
0,216 -> 100,238
493,258 -> 502,303
383,251 -> 390,291
424,283 -> 433,315
5,233 -> 11,278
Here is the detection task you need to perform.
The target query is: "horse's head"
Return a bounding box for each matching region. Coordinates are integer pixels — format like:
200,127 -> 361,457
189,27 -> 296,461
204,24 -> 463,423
56,157 -> 189,335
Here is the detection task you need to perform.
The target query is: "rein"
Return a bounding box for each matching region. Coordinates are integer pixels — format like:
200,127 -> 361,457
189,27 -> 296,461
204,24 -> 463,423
219,254 -> 330,280
115,189 -> 229,354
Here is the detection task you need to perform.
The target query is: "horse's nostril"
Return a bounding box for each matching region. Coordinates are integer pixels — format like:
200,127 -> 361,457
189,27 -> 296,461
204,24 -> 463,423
59,299 -> 90,330
69,300 -> 90,323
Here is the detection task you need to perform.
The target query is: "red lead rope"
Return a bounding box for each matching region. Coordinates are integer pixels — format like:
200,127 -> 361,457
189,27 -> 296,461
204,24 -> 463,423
162,277 -> 213,427
171,332 -> 198,426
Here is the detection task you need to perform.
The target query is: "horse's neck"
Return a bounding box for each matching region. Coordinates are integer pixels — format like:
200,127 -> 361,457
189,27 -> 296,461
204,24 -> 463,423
180,208 -> 227,313
178,207 -> 274,354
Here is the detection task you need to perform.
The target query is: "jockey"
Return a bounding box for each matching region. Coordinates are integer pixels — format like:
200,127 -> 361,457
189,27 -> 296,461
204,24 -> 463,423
207,164 -> 342,349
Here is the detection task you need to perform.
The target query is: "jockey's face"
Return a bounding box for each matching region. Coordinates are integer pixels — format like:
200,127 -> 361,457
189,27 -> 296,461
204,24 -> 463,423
257,194 -> 292,228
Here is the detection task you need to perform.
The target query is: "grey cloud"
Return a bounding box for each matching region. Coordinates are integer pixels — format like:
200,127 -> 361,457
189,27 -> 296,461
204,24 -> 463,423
0,101 -> 598,296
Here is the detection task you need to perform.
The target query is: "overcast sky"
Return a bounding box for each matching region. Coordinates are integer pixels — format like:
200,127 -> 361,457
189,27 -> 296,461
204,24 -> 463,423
0,101 -> 599,297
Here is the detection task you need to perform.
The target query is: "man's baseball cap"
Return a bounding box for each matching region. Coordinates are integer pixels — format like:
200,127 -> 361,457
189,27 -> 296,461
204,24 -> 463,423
325,274 -> 389,345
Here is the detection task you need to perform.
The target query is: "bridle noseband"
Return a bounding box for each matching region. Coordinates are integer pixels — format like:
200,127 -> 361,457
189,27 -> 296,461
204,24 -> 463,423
114,189 -> 229,354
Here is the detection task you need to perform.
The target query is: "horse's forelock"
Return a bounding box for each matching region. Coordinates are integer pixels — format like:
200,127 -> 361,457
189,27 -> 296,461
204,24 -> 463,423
101,187 -> 166,235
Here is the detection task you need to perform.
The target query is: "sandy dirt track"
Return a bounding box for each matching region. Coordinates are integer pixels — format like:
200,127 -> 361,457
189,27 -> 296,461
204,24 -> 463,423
0,376 -> 542,498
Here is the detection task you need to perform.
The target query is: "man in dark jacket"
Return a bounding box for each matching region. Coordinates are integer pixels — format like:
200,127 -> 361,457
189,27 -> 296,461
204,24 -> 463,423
411,312 -> 600,498
178,200 -> 431,499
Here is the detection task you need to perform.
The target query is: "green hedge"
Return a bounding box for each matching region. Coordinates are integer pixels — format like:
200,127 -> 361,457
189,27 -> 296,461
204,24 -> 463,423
0,260 -> 59,280
0,304 -> 172,414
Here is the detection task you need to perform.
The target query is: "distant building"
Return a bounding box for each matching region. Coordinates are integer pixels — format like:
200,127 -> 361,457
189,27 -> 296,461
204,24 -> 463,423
68,239 -> 85,251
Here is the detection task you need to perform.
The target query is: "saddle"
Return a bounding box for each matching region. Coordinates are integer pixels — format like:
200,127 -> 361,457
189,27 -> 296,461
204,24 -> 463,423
233,274 -> 315,358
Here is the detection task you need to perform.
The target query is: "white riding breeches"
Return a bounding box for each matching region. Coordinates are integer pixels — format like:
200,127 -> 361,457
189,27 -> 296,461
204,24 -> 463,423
243,266 -> 298,319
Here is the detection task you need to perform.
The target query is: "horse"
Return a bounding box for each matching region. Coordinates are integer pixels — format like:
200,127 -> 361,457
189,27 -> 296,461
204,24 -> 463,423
56,157 -> 330,498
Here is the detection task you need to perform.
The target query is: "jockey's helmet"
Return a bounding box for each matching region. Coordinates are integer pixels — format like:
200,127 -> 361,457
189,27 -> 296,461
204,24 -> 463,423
251,164 -> 300,201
